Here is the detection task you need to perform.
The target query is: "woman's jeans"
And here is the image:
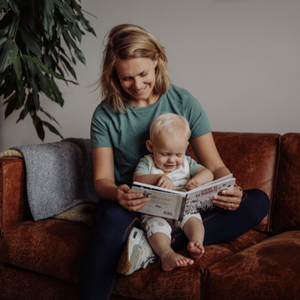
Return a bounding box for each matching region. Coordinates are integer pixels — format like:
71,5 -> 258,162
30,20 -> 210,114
79,189 -> 270,300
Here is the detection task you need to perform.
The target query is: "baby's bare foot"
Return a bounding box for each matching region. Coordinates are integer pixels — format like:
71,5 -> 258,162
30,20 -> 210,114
161,251 -> 194,271
187,241 -> 205,259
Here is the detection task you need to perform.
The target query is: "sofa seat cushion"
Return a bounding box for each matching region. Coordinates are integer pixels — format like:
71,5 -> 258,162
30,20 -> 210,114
0,219 -> 92,283
114,230 -> 269,300
203,230 -> 300,300
0,263 -> 80,300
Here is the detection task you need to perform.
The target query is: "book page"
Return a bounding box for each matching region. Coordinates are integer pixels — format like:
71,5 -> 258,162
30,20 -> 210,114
185,178 -> 236,213
132,185 -> 184,220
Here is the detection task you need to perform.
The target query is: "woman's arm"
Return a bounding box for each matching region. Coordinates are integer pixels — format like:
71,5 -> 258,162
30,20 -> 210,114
190,133 -> 243,210
92,147 -> 149,211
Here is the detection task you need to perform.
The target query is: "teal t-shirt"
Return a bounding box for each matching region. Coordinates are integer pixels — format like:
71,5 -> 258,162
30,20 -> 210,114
91,84 -> 211,186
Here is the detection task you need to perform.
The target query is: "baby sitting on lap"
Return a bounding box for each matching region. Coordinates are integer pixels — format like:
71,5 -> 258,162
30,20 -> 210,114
133,113 -> 214,271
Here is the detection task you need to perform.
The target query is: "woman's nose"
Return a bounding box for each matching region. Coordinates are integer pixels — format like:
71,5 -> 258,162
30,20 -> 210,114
133,78 -> 144,90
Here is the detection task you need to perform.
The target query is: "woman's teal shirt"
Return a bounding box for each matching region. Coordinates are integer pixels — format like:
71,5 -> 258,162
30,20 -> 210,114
91,85 -> 211,186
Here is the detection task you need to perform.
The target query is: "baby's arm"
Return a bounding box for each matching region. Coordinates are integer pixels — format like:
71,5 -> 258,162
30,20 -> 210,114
133,173 -> 173,189
185,167 -> 214,191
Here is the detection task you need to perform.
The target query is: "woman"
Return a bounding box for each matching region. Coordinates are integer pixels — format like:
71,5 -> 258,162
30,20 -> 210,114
79,24 -> 270,300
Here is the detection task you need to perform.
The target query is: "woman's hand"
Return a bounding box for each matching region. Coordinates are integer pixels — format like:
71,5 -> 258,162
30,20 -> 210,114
212,187 -> 243,211
157,175 -> 173,189
116,184 -> 149,212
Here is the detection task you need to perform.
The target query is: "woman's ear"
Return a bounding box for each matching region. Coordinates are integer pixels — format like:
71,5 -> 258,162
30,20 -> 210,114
146,140 -> 153,152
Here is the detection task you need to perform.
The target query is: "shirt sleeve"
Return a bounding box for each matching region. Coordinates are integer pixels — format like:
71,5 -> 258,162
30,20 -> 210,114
134,157 -> 150,174
186,156 -> 203,177
90,105 -> 113,148
183,90 -> 212,140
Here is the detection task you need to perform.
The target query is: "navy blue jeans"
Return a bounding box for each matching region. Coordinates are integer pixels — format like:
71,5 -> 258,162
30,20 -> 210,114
79,189 -> 270,300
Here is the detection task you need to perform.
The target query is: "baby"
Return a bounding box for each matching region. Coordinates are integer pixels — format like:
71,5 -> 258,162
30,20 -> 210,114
133,113 -> 213,271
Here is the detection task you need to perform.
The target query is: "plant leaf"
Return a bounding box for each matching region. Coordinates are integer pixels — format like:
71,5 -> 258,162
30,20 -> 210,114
4,93 -> 18,119
17,102 -> 29,122
54,0 -> 76,23
32,115 -> 45,141
72,23 -> 82,43
8,13 -> 18,38
40,106 -> 60,126
0,26 -> 9,37
0,36 -> 7,46
42,0 -> 55,37
9,42 -> 19,64
79,16 -> 96,37
0,69 -> 10,92
60,55 -> 77,80
45,76 -> 64,106
55,15 -> 64,39
62,31 -> 85,64
20,29 -> 42,57
1,0 -> 8,11
7,0 -> 19,16
23,55 -> 65,80
0,39 -> 15,73
13,56 -> 22,80
15,78 -> 25,106
42,120 -> 63,139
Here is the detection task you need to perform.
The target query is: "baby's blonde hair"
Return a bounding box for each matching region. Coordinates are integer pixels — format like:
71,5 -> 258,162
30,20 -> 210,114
149,113 -> 191,141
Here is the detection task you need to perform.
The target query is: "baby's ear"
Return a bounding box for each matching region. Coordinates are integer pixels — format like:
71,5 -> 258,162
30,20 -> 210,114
146,140 -> 153,152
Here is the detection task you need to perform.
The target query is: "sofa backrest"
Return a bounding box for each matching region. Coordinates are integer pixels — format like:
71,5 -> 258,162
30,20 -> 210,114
187,132 -> 280,233
0,157 -> 32,231
270,133 -> 300,234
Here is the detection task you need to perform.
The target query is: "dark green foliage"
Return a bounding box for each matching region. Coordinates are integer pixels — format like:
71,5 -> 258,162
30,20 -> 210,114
0,0 -> 96,141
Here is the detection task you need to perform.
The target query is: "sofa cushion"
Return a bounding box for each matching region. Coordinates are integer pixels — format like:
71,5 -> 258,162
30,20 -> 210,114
0,219 -> 92,283
0,263 -> 80,300
203,230 -> 300,300
113,230 -> 269,300
0,157 -> 31,230
188,132 -> 279,233
271,133 -> 300,234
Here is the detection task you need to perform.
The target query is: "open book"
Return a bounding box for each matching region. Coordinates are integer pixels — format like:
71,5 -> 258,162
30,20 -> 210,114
132,174 -> 236,221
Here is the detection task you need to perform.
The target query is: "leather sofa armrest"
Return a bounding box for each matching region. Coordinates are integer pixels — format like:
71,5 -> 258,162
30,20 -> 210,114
0,157 -> 31,230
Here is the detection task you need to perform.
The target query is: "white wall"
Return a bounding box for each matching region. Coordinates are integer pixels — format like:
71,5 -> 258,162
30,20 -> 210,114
1,0 -> 300,152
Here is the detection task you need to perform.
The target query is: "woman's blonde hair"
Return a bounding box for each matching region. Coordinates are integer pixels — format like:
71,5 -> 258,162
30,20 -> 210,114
97,24 -> 171,112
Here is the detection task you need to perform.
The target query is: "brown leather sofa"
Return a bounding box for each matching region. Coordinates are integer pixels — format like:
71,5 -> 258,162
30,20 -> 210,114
1,132 -> 300,300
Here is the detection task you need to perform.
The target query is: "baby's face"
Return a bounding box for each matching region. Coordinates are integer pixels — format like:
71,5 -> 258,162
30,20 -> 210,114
151,132 -> 189,173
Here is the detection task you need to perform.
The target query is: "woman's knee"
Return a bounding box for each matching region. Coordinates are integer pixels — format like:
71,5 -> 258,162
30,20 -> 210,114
95,201 -> 141,226
243,189 -> 270,217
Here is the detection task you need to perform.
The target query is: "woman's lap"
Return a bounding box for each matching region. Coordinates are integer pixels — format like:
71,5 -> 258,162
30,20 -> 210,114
171,189 -> 270,250
79,201 -> 141,300
79,189 -> 270,299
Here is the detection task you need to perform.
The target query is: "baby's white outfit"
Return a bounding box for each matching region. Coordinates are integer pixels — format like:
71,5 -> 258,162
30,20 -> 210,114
135,154 -> 203,240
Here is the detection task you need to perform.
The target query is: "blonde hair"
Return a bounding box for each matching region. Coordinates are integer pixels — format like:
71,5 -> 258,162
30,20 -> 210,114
149,113 -> 191,141
97,24 -> 171,112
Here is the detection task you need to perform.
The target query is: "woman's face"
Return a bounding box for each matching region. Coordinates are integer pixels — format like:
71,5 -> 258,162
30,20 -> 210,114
115,57 -> 158,106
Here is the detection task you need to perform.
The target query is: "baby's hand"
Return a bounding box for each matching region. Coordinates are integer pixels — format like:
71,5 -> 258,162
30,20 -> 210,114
157,175 -> 173,189
185,179 -> 201,191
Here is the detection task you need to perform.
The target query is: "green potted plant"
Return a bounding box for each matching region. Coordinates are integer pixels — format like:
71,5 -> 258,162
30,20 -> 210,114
0,0 -> 96,140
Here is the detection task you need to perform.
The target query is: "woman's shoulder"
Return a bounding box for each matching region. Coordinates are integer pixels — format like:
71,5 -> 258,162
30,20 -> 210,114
92,100 -> 116,119
167,84 -> 192,97
165,84 -> 202,109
